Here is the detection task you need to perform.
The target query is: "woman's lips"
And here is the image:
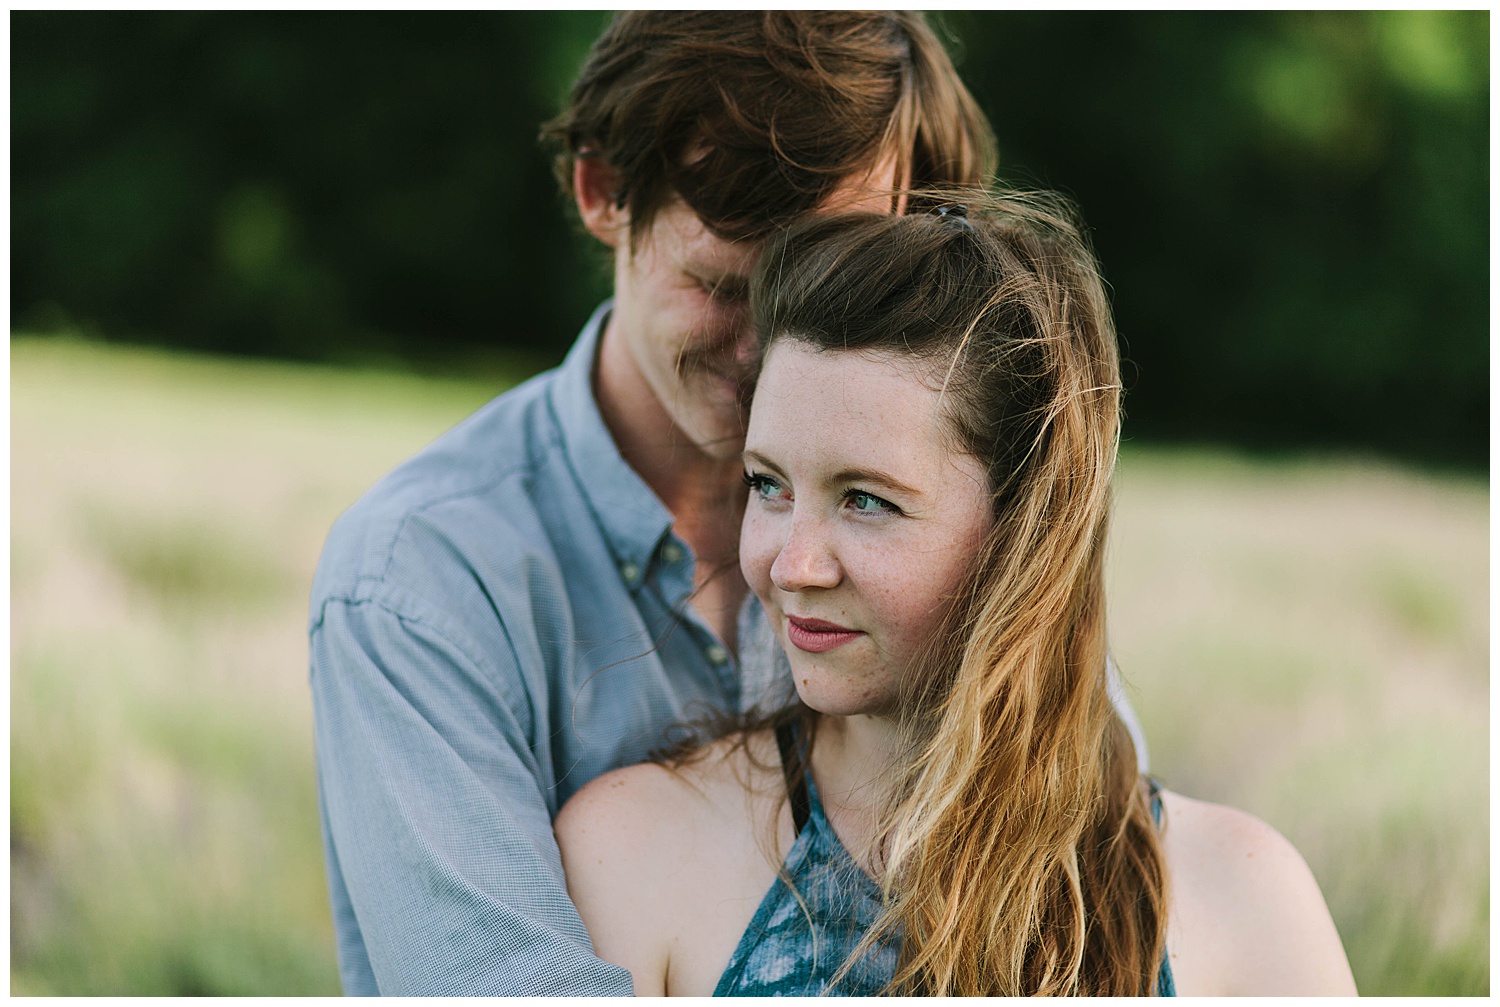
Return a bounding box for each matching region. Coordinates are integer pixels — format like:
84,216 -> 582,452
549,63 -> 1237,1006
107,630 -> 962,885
786,616 -> 863,653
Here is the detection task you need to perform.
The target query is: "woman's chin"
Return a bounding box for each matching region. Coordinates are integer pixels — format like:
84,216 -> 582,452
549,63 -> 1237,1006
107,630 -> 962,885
791,680 -> 896,721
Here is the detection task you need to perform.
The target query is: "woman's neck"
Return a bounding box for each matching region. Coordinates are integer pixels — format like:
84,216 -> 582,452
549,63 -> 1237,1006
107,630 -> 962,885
807,712 -> 905,875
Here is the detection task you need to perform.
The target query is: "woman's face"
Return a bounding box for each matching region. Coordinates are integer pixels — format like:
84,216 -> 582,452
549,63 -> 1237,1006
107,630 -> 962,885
740,340 -> 993,719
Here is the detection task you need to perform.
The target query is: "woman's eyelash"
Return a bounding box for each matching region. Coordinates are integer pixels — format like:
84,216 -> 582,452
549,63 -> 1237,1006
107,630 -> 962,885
743,470 -> 781,496
842,488 -> 901,514
743,471 -> 896,514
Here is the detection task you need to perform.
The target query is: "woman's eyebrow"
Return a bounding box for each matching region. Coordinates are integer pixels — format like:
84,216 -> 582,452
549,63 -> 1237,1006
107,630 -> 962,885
830,467 -> 924,498
743,451 -> 924,498
741,449 -> 785,475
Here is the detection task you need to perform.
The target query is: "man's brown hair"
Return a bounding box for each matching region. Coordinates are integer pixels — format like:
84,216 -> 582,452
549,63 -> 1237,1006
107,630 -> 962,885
541,12 -> 998,246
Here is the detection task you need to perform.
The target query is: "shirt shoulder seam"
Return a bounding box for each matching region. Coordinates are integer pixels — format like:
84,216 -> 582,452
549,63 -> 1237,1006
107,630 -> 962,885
356,453 -> 553,592
311,586 -> 523,694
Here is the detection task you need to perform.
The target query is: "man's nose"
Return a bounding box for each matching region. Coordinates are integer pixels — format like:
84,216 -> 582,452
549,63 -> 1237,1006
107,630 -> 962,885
710,304 -> 755,360
732,325 -> 759,370
769,515 -> 842,593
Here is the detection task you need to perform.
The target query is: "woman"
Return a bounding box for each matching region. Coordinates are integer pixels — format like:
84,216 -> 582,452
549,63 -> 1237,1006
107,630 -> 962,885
555,191 -> 1357,995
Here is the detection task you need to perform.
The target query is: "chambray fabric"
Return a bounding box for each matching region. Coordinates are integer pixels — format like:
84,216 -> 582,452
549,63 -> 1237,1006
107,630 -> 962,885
309,299 -> 1150,996
715,759 -> 1175,997
309,303 -> 786,995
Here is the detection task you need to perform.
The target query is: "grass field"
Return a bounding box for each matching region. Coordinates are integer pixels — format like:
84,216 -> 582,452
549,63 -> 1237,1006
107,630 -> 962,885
10,337 -> 1489,995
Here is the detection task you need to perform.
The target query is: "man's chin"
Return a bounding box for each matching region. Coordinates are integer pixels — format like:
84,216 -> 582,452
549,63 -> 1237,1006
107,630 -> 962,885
679,416 -> 747,462
692,427 -> 748,463
672,386 -> 750,460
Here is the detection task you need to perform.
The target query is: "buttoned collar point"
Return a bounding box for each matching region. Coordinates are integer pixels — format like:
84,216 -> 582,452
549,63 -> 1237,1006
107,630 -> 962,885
549,302 -> 676,595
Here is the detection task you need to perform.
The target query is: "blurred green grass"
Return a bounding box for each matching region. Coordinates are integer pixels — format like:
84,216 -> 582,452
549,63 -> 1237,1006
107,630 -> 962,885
11,337 -> 1488,995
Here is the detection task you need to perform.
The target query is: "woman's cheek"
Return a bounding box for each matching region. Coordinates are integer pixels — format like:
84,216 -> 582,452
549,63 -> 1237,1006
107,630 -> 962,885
867,573 -> 946,664
738,510 -> 777,597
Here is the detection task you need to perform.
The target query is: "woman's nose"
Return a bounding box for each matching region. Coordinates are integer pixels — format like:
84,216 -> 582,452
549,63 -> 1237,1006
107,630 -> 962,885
769,517 -> 841,592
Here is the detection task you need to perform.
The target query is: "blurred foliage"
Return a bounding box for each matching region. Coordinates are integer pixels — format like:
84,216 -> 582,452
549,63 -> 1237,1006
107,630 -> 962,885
939,11 -> 1487,466
10,11 -> 1488,464
12,11 -> 612,370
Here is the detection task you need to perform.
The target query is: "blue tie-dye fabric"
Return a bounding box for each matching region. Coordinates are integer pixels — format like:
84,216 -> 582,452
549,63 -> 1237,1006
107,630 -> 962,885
713,773 -> 1176,996
712,769 -> 897,996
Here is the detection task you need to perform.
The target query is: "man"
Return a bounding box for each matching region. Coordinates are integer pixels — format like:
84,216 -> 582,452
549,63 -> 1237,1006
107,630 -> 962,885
310,12 -> 1139,995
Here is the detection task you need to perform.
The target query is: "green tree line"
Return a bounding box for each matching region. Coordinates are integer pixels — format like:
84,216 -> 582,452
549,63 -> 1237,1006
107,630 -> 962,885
12,12 -> 1488,465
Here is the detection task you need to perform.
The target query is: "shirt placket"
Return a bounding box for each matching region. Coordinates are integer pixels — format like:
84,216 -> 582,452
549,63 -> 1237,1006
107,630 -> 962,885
643,533 -> 739,700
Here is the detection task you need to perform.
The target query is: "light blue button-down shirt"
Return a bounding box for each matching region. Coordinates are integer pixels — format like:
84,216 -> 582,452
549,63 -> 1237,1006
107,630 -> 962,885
310,303 -> 789,995
309,302 -> 1147,996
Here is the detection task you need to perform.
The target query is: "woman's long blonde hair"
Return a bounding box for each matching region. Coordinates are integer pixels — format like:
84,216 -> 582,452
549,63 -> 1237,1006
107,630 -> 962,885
748,188 -> 1167,995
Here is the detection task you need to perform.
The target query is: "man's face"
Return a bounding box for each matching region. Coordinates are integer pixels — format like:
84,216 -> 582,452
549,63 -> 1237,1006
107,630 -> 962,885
606,200 -> 761,461
605,163 -> 902,463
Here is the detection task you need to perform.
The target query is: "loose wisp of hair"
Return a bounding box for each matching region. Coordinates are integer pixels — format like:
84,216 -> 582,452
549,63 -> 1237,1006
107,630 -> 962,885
749,188 -> 1168,996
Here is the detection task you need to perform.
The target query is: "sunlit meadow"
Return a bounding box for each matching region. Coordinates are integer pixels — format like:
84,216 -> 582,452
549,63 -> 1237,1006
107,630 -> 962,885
10,338 -> 1487,995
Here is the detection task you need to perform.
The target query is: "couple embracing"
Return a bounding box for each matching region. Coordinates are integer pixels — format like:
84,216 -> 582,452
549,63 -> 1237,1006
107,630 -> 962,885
309,12 -> 1355,996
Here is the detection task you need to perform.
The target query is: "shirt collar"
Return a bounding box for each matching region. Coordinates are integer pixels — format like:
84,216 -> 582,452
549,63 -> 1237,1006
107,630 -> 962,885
549,301 -> 675,591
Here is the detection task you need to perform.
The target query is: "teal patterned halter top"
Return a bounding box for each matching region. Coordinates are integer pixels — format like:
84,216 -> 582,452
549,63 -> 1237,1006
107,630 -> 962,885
713,722 -> 1175,996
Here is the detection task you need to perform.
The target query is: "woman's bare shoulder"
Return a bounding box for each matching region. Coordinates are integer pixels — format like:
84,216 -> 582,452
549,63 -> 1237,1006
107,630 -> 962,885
559,731 -> 779,826
555,761 -> 704,994
555,732 -> 789,995
1158,789 -> 1357,996
557,760 -> 697,843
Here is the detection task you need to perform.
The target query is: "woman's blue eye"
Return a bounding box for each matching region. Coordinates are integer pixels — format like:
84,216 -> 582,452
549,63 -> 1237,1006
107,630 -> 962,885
743,471 -> 789,502
846,490 -> 896,514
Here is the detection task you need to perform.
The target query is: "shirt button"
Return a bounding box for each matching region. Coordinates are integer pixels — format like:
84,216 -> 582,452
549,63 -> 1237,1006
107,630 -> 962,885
619,561 -> 640,584
706,644 -> 729,666
661,541 -> 685,564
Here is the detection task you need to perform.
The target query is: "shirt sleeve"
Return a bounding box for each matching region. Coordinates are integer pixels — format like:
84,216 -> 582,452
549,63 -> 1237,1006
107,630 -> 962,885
310,594 -> 634,996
